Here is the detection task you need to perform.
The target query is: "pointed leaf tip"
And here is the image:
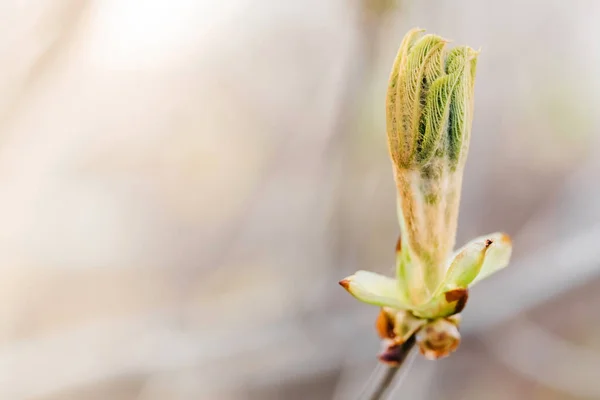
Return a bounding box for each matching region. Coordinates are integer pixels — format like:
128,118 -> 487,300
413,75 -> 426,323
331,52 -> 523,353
440,232 -> 513,291
471,232 -> 512,286
338,270 -> 410,309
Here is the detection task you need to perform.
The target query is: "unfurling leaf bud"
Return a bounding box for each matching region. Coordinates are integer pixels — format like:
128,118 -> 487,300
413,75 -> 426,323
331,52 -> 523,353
386,28 -> 478,170
388,29 -> 480,299
338,27 -> 512,366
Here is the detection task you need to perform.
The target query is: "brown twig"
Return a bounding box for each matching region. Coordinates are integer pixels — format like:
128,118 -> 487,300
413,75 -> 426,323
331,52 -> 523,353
361,336 -> 416,400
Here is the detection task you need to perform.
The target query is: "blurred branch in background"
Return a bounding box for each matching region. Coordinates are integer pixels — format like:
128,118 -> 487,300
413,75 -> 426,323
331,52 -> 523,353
0,0 -> 89,129
484,318 -> 600,398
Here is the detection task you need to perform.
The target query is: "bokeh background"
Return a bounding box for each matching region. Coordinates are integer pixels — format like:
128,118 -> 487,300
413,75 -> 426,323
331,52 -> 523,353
1,0 -> 600,399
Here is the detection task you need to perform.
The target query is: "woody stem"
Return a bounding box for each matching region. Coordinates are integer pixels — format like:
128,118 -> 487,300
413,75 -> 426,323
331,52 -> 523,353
362,336 -> 416,400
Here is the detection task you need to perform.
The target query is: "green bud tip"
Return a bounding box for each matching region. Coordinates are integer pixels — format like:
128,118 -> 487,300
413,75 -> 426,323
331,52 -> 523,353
386,28 -> 479,171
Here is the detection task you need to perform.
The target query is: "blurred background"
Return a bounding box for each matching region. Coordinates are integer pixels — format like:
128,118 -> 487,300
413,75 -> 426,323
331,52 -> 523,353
1,0 -> 600,399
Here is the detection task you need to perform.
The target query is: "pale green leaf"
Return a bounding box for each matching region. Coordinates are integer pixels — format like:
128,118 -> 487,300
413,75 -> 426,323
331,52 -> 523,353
339,271 -> 410,309
440,238 -> 488,291
470,232 -> 512,285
